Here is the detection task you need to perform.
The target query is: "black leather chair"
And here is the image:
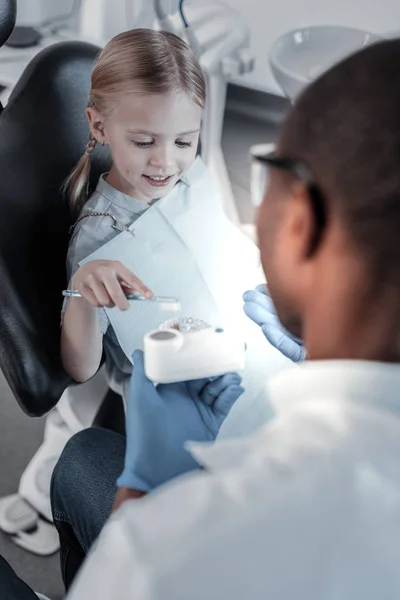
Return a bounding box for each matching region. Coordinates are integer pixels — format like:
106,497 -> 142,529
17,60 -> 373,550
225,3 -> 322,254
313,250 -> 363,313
0,1 -> 112,416
0,0 -> 15,56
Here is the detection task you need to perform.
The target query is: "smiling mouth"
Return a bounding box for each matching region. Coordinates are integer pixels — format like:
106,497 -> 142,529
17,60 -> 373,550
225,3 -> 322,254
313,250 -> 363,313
142,174 -> 175,187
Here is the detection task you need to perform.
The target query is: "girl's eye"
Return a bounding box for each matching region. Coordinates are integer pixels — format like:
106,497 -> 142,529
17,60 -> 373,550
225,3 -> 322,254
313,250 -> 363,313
176,141 -> 192,148
134,141 -> 153,148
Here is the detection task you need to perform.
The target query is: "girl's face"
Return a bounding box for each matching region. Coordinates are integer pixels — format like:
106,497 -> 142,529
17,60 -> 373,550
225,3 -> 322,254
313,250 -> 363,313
87,91 -> 202,203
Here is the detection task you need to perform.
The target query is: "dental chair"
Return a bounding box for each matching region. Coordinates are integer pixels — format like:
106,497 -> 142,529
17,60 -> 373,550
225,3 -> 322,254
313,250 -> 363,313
0,0 -> 116,556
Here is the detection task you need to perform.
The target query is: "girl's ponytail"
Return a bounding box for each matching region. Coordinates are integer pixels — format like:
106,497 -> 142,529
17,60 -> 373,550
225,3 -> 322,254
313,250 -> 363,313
64,135 -> 97,215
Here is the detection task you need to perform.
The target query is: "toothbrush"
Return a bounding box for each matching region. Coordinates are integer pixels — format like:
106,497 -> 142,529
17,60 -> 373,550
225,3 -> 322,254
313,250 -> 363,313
62,290 -> 181,311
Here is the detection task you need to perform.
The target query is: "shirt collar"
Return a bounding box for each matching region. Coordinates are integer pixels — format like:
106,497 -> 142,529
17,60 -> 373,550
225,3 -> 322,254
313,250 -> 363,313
95,174 -> 150,215
268,360 -> 400,419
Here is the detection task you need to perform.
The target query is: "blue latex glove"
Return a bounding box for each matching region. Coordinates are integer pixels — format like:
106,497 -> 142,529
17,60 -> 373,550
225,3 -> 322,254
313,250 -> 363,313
243,283 -> 306,362
117,350 -> 244,492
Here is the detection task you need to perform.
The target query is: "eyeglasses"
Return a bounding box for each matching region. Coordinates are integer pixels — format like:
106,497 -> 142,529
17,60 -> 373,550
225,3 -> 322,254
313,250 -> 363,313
252,150 -> 327,248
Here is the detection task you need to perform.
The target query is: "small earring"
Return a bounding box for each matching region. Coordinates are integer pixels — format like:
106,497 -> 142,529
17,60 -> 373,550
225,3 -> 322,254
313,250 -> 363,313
101,140 -> 105,147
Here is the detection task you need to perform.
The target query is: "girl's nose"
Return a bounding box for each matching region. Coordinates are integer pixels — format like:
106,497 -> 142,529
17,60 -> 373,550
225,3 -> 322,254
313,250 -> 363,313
149,144 -> 175,171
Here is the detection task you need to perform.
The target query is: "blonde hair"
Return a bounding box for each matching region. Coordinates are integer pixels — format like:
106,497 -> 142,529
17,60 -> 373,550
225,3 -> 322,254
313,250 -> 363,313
65,28 -> 206,214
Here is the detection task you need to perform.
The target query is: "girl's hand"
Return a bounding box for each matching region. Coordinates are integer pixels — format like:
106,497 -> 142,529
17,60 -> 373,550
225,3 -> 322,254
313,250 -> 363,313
71,260 -> 153,310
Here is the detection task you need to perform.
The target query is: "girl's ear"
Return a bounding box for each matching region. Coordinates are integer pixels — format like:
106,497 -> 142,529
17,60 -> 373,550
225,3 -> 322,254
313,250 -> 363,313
86,108 -> 106,144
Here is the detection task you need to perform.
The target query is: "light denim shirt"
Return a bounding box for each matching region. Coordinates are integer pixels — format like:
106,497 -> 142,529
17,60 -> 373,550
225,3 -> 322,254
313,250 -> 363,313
63,174 -> 152,388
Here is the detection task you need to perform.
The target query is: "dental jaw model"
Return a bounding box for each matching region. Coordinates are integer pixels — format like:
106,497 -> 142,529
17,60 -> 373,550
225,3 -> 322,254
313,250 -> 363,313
143,318 -> 245,383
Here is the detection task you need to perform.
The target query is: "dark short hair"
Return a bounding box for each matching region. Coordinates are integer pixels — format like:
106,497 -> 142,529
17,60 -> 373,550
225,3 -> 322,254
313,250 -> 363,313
279,39 -> 400,285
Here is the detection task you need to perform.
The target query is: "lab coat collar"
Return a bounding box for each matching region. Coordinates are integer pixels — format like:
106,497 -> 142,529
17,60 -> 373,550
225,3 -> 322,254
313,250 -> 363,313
268,360 -> 400,419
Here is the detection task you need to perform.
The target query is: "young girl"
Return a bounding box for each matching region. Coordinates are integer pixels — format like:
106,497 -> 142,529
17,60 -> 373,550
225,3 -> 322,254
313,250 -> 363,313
61,28 -> 290,422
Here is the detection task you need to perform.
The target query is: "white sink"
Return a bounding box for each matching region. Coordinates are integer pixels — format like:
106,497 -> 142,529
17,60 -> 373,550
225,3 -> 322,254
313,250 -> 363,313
270,25 -> 380,101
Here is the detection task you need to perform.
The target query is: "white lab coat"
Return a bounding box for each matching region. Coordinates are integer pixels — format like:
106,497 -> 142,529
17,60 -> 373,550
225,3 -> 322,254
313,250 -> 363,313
68,360 -> 400,600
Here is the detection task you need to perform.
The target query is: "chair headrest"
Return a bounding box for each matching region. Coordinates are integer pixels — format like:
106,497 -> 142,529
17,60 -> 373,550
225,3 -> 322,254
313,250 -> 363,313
0,0 -> 16,48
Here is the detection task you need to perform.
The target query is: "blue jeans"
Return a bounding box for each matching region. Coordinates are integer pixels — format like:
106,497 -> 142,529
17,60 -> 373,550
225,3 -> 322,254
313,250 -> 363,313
51,428 -> 126,590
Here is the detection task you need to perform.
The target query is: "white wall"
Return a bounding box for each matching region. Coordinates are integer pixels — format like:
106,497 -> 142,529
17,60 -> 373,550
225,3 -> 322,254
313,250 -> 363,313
15,0 -> 400,94
16,0 -> 77,24
222,0 -> 400,94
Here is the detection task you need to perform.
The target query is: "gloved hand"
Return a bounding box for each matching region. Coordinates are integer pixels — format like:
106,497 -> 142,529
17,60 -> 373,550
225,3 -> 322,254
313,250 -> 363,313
117,350 -> 244,492
243,283 -> 306,362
